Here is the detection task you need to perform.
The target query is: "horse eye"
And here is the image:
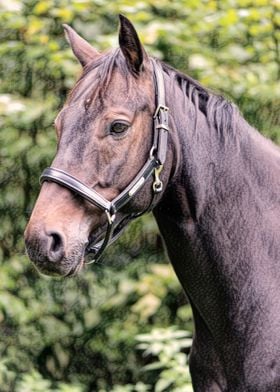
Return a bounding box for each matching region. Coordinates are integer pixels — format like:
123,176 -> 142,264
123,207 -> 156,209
110,121 -> 130,135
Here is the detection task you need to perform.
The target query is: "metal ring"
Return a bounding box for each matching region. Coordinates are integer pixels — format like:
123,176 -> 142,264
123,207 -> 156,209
153,180 -> 163,193
149,146 -> 156,159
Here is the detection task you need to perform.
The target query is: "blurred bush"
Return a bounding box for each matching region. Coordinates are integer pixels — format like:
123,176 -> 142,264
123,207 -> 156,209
0,0 -> 279,391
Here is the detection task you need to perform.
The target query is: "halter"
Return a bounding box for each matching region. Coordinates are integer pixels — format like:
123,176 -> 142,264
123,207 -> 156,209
40,60 -> 169,264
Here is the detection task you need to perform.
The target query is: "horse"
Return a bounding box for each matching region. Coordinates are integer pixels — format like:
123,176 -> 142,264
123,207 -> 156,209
24,15 -> 280,391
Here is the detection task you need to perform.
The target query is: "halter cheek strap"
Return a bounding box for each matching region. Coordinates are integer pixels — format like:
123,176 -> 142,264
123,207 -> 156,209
40,60 -> 169,264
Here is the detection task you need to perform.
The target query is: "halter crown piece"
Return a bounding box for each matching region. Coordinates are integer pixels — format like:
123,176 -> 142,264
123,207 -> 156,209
40,60 -> 169,264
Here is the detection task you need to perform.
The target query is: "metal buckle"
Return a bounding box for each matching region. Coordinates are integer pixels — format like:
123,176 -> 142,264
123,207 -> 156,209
155,123 -> 170,131
153,104 -> 169,119
105,209 -> 116,225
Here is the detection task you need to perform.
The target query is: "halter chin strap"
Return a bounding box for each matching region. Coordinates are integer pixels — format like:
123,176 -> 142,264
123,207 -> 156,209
40,59 -> 169,264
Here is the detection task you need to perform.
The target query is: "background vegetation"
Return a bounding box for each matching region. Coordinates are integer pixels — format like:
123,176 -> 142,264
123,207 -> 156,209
0,0 -> 279,391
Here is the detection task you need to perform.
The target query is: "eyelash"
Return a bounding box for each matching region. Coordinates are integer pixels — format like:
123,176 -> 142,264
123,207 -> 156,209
109,121 -> 130,136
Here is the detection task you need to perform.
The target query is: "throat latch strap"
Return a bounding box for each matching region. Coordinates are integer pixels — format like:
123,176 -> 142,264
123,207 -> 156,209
152,59 -> 169,168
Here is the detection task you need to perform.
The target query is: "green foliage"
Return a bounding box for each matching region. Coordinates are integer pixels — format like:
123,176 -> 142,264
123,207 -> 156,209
0,0 -> 279,391
105,327 -> 193,392
137,328 -> 193,391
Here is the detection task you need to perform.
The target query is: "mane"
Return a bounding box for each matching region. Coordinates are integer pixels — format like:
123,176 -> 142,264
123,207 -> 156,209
160,61 -> 238,139
69,49 -> 237,139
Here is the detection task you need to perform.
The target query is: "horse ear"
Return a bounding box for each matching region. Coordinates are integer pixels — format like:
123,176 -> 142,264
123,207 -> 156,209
63,24 -> 100,67
118,15 -> 145,75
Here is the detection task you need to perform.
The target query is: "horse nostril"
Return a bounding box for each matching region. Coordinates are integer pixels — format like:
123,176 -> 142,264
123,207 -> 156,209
50,233 -> 61,253
48,232 -> 65,262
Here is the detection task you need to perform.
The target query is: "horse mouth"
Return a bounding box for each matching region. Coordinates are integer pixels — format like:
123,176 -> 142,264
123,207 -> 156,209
65,259 -> 84,277
31,258 -> 84,278
25,238 -> 85,278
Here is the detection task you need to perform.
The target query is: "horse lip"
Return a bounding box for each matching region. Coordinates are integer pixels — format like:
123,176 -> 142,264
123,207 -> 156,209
29,248 -> 85,277
65,260 -> 84,277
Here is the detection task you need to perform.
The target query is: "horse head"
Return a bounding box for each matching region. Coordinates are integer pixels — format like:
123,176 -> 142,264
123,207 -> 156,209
24,16 -> 173,276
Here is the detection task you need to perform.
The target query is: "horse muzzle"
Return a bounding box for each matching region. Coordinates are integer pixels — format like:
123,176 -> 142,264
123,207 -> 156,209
24,222 -> 85,277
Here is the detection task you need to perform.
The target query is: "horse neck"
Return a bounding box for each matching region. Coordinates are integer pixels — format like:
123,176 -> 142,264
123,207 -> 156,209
154,69 -> 280,337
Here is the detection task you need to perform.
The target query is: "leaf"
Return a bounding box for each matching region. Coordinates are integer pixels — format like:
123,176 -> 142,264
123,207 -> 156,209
142,361 -> 164,371
131,293 -> 161,320
155,378 -> 173,392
